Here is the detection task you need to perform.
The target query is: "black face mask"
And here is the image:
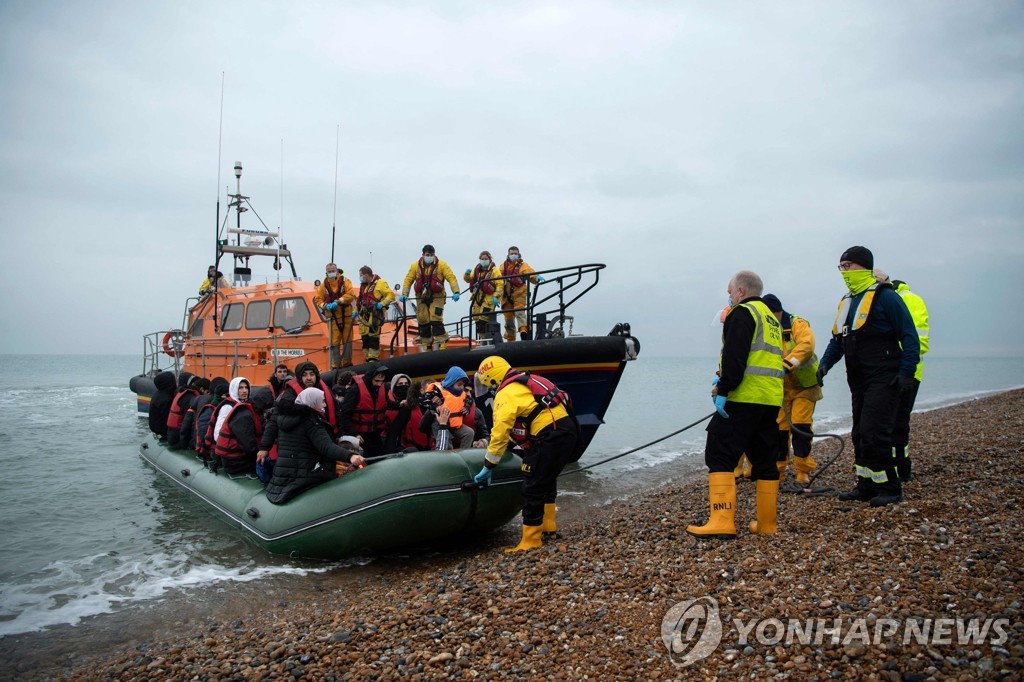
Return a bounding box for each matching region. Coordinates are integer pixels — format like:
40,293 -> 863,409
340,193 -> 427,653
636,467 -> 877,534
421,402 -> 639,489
393,384 -> 410,400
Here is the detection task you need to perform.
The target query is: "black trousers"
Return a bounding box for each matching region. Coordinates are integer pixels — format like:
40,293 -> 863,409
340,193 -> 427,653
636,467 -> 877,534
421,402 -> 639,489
848,365 -> 901,495
891,378 -> 920,477
704,402 -> 780,480
519,418 -> 577,526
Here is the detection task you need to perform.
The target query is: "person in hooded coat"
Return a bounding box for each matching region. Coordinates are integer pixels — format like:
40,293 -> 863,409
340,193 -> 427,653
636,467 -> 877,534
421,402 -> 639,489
266,388 -> 367,504
148,371 -> 177,441
420,367 -> 478,449
212,377 -> 261,475
166,372 -> 198,448
338,364 -> 390,457
276,361 -> 339,435
180,377 -> 213,451
193,377 -> 229,461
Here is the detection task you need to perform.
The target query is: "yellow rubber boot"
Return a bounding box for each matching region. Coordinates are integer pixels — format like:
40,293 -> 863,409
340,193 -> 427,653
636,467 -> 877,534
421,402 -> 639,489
505,524 -> 543,553
686,472 -> 737,539
793,455 -> 816,485
748,479 -> 779,535
776,459 -> 788,482
541,503 -> 557,534
740,455 -> 752,479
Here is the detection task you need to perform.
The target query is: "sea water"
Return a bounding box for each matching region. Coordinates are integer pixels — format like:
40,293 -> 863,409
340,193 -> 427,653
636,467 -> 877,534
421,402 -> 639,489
0,354 -> 1021,638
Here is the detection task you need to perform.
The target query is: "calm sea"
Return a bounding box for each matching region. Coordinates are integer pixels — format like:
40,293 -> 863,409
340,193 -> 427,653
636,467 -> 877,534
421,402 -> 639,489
0,353 -> 1021,639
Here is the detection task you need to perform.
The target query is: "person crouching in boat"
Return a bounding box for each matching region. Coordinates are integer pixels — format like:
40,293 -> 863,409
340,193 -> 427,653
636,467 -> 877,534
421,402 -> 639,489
265,388 -> 367,505
338,364 -> 390,458
384,374 -> 430,452
166,374 -> 202,448
355,265 -> 395,362
211,377 -> 262,476
473,356 -> 580,553
314,263 -> 356,369
420,367 -> 490,450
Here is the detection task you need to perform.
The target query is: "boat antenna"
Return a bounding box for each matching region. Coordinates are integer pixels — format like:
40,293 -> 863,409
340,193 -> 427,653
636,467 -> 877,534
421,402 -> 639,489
279,138 -> 284,284
331,124 -> 339,262
214,71 -> 225,333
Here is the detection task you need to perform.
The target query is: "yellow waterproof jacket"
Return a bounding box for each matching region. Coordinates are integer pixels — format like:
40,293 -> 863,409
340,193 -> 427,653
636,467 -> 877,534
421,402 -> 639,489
464,265 -> 505,304
402,259 -> 460,299
500,259 -> 538,303
314,276 -> 356,316
895,282 -> 929,380
485,381 -> 568,466
783,315 -> 822,398
357,277 -> 395,313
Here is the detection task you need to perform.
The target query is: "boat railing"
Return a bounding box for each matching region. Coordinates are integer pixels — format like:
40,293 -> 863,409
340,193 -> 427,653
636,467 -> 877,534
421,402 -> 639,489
140,330 -> 184,378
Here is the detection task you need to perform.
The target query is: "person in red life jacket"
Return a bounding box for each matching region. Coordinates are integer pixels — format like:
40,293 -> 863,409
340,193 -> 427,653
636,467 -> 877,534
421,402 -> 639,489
268,364 -> 291,399
193,378 -> 228,462
399,244 -> 461,351
473,355 -> 580,553
265,388 -> 367,504
314,263 -> 357,369
419,367 -> 488,450
338,363 -> 391,458
499,246 -> 545,342
354,265 -> 395,362
385,378 -> 434,452
179,377 -> 211,451
211,377 -> 263,476
148,371 -> 177,442
170,376 -> 209,449
276,361 -> 341,438
463,251 -> 505,341
166,373 -> 200,448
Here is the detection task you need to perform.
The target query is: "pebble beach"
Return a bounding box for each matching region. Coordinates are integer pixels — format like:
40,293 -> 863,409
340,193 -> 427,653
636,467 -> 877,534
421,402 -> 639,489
13,390 -> 1024,680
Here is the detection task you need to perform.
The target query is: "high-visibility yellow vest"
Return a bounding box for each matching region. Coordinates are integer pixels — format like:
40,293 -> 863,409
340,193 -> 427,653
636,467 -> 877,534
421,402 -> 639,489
724,301 -> 785,406
895,282 -> 929,381
832,283 -> 884,337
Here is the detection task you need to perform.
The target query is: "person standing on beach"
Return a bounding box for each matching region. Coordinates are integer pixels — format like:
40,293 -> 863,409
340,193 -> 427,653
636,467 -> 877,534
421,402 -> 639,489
314,263 -> 357,369
817,247 -> 920,507
399,244 -> 461,351
761,294 -> 823,486
473,355 -> 580,552
873,268 -> 930,482
688,271 -> 785,539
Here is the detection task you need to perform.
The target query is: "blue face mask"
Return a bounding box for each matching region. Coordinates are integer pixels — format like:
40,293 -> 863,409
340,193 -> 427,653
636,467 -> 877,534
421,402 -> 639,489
507,253 -> 519,261
479,259 -> 490,268
423,256 -> 435,265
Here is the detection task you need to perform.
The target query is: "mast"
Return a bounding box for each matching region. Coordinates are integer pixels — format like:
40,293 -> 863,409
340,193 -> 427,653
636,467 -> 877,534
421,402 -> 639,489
331,124 -> 339,263
214,72 -> 225,333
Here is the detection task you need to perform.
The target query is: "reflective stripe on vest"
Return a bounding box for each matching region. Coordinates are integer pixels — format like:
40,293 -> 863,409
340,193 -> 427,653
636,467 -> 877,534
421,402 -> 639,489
725,301 -> 784,406
784,315 -> 820,389
832,283 -> 882,337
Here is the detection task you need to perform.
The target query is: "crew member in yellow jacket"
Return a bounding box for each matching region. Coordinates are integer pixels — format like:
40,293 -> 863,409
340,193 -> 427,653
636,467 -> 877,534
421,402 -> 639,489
473,355 -> 579,553
688,270 -> 785,539
499,246 -> 545,342
314,263 -> 356,369
874,269 -> 930,482
400,245 -> 460,351
354,265 -> 395,362
762,294 -> 822,486
464,250 -> 505,341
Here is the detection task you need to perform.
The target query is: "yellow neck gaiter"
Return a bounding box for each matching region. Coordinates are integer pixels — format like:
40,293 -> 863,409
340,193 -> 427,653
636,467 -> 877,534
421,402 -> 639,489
842,270 -> 875,295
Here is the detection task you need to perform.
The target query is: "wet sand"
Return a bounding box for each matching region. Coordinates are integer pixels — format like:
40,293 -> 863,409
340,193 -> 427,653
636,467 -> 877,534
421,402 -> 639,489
9,390 -> 1024,680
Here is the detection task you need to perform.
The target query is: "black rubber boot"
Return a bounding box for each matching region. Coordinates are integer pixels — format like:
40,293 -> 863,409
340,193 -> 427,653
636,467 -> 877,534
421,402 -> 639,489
870,493 -> 903,507
837,486 -> 873,502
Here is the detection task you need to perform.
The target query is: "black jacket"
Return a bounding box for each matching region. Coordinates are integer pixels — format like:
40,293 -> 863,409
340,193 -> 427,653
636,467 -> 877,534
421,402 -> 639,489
148,371 -> 177,440
265,405 -> 358,505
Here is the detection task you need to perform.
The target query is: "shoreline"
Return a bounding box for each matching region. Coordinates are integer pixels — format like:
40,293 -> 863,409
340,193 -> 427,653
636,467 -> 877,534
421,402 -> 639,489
8,390 -> 1024,680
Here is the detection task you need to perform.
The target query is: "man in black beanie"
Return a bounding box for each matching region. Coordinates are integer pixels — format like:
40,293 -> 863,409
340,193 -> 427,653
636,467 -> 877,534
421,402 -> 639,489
817,246 -> 921,507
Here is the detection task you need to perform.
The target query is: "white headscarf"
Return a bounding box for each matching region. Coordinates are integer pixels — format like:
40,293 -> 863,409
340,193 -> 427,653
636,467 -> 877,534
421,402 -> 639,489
296,387 -> 326,414
214,377 -> 248,441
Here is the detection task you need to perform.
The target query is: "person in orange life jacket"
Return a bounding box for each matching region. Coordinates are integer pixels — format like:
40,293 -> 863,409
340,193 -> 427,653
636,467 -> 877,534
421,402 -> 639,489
354,265 -> 395,362
463,251 -> 505,340
170,376 -> 209,449
314,263 -> 357,369
761,293 -> 823,486
338,363 -> 391,458
419,367 -> 482,450
499,246 -> 545,342
399,244 -> 461,351
269,364 -> 291,399
165,372 -> 197,448
817,246 -> 920,507
199,265 -> 230,297
687,270 -> 785,540
473,356 -> 579,553
193,377 -> 228,462
148,370 -> 178,441
211,377 -> 262,476
265,388 -> 367,505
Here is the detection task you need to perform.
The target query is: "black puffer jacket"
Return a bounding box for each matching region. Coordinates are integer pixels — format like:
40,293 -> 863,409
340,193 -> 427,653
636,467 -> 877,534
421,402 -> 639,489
265,404 -> 358,505
148,371 -> 177,440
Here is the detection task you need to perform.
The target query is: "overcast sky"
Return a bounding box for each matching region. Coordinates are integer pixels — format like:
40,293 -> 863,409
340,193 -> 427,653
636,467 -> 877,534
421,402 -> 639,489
2,1 -> 1022,358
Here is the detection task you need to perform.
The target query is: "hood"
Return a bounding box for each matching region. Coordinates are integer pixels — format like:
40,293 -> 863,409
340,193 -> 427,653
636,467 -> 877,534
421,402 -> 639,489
249,386 -> 274,414
293,361 -> 321,388
177,371 -> 195,390
154,371 -> 177,393
390,373 -> 412,392
210,377 -> 229,397
442,366 -> 469,391
228,377 -> 250,402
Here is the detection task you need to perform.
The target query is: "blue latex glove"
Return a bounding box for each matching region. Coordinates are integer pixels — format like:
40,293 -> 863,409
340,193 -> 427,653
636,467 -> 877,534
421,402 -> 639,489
474,466 -> 492,487
713,394 -> 729,419
535,276 -> 545,284
352,311 -> 359,319
491,296 -> 500,307
711,376 -> 720,387
465,268 -> 472,277
375,302 -> 383,310
452,292 -> 460,302
325,302 -> 339,312
398,295 -> 407,303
